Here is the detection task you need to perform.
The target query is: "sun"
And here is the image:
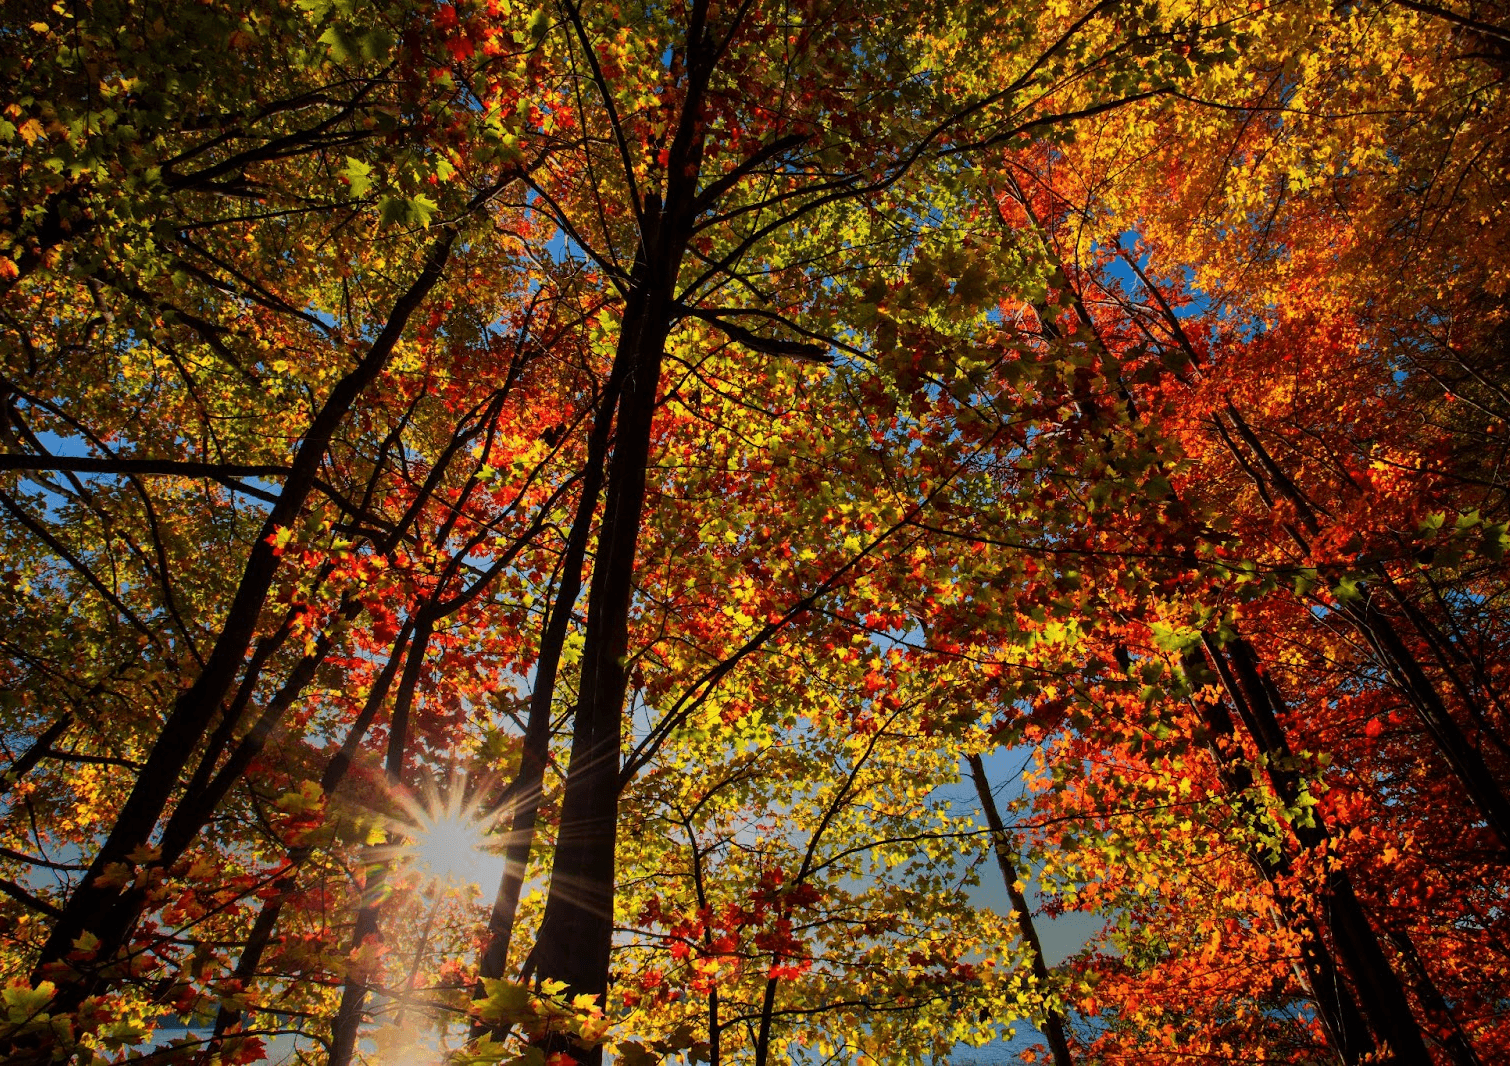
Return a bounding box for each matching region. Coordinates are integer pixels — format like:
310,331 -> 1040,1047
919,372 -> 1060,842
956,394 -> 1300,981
397,778 -> 507,891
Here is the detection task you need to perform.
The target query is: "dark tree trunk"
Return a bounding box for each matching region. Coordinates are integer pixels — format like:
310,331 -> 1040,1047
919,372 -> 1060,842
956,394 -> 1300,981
530,275 -> 672,1060
1181,647 -> 1377,1064
525,6 -> 712,1053
1346,602 -> 1510,850
1210,636 -> 1442,1064
475,363 -> 624,991
1382,925 -> 1484,1066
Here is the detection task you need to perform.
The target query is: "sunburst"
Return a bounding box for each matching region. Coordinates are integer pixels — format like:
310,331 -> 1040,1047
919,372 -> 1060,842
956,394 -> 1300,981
386,774 -> 508,893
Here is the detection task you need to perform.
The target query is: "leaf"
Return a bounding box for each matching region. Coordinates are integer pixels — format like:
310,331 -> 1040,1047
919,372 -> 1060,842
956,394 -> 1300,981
318,24 -> 391,63
1483,523 -> 1508,560
1330,573 -> 1364,607
3,981 -> 54,1024
318,24 -> 358,62
378,195 -> 438,228
526,8 -> 550,42
1151,622 -> 1200,653
340,156 -> 373,198
617,1042 -> 660,1066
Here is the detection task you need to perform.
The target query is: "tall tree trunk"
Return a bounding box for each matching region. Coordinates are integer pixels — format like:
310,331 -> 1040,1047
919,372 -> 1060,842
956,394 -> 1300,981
1346,601 -> 1510,850
475,368 -> 623,992
526,5 -> 714,1051
1180,647 -> 1377,1064
1208,636 -> 1442,1063
967,754 -> 1074,1066
1382,925 -> 1484,1066
530,274 -> 672,1061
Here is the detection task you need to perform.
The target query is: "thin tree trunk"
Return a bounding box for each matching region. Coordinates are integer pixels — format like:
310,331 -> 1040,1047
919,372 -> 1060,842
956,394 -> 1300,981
1382,576 -> 1510,760
1383,925 -> 1484,1066
1347,602 -> 1510,850
707,987 -> 720,1066
204,618 -> 416,1052
46,605 -> 350,1015
753,979 -> 779,1066
1118,268 -> 1483,1062
967,753 -> 1073,1066
205,404 -> 551,1054
327,617 -> 433,1066
475,368 -> 623,992
1216,407 -> 1510,850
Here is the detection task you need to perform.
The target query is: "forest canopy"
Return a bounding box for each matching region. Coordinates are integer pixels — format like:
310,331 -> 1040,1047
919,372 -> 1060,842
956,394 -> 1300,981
2,0 -> 1508,1063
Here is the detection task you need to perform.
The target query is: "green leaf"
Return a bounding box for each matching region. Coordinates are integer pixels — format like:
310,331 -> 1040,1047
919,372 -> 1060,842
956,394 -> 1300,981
318,24 -> 357,62
340,156 -> 373,198
1485,523 -> 1509,560
526,8 -> 550,42
1151,622 -> 1200,653
408,195 -> 438,226
319,24 -> 391,62
377,196 -> 437,228
1331,573 -> 1364,606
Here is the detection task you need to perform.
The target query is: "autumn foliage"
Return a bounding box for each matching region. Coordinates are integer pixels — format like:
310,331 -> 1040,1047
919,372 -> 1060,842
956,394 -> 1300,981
2,0 -> 1508,1063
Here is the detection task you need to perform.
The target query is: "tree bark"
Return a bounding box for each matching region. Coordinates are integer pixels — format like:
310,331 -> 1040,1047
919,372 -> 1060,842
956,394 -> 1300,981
527,6 -> 712,1055
475,365 -> 624,992
530,274 -> 672,1062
